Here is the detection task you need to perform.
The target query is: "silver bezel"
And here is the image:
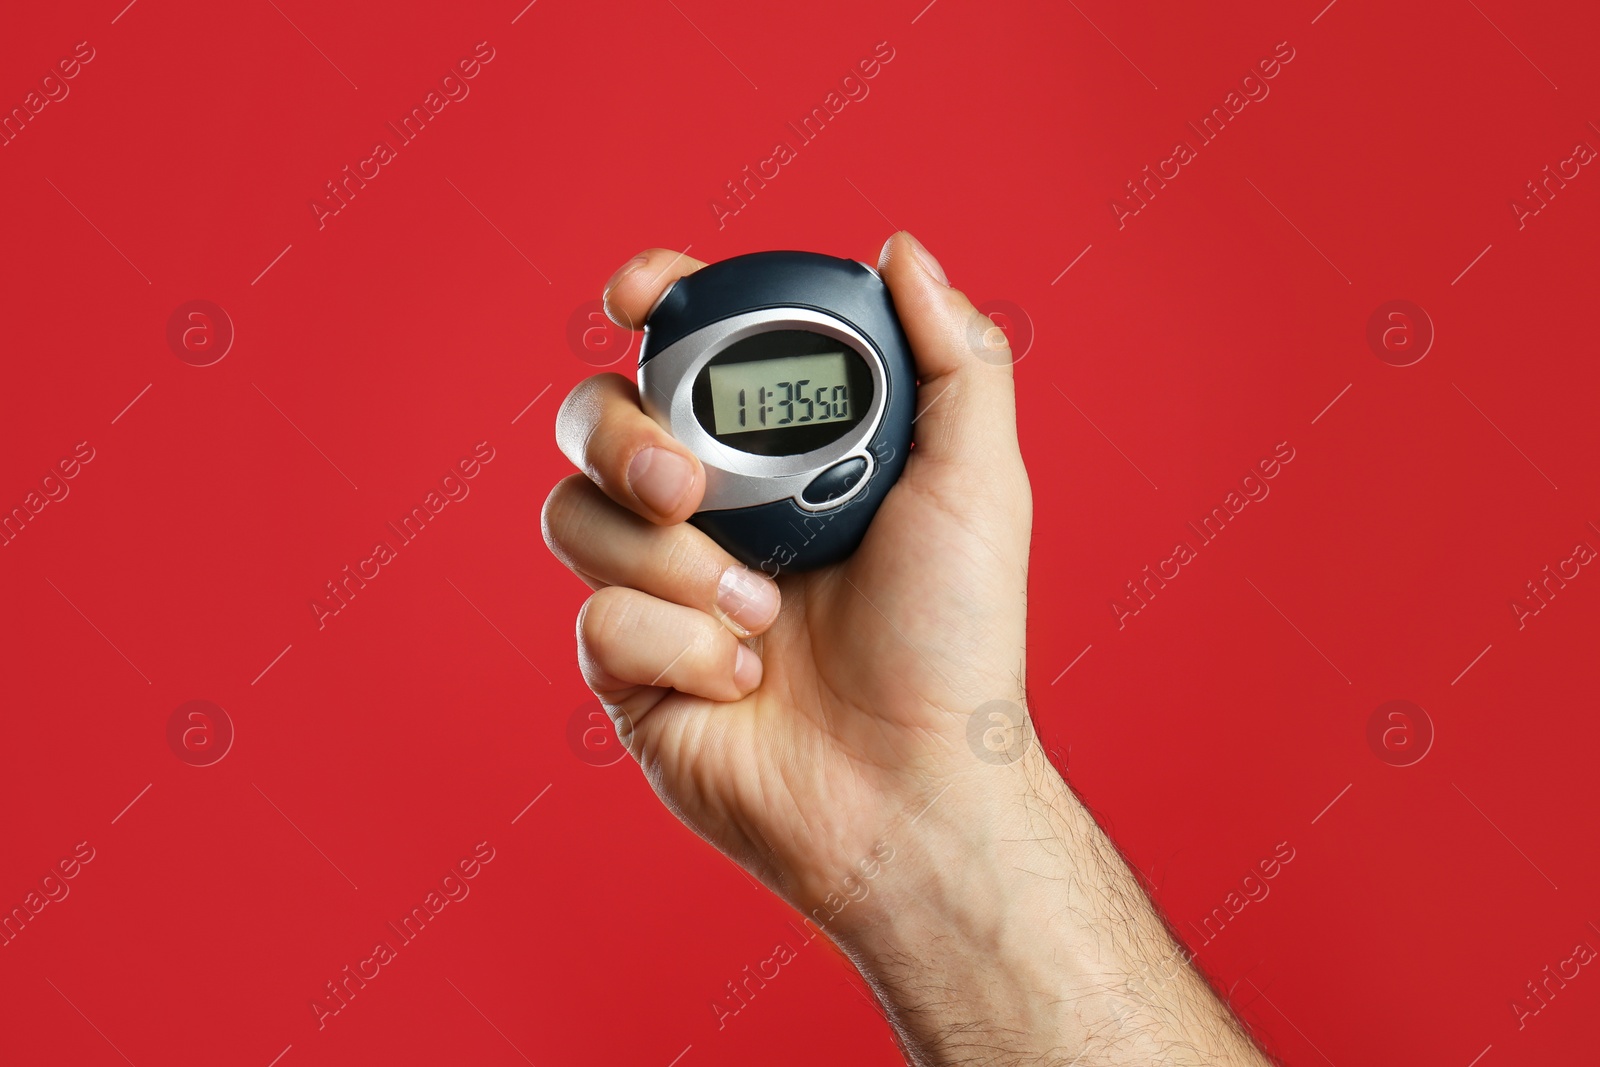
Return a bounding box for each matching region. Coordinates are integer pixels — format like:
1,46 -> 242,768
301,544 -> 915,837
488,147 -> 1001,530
639,308 -> 885,512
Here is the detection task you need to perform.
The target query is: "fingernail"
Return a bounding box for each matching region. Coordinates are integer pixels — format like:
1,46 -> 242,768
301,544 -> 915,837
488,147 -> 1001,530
733,644 -> 763,692
717,565 -> 780,635
627,446 -> 694,517
904,232 -> 947,285
604,253 -> 650,297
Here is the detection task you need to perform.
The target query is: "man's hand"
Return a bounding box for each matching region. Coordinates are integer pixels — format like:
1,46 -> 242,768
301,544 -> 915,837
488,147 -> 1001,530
546,233 -> 1028,907
544,233 -> 1268,1066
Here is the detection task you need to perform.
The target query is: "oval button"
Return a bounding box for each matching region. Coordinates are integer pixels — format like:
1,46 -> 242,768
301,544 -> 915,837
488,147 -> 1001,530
802,456 -> 870,506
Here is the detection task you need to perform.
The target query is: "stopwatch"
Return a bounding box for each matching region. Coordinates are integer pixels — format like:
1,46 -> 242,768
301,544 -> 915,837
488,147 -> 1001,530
638,251 -> 915,575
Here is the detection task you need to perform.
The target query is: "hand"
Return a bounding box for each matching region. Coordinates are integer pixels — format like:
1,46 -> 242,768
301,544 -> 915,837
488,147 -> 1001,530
544,232 -> 1030,916
546,234 -> 1270,1066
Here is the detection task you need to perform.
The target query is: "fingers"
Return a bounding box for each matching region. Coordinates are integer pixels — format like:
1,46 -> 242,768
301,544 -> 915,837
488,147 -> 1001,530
555,243 -> 777,700
551,249 -> 712,523
876,232 -> 1022,473
543,475 -> 781,637
602,247 -> 708,332
877,231 -> 1014,378
555,373 -> 705,524
577,586 -> 762,703
555,246 -> 711,523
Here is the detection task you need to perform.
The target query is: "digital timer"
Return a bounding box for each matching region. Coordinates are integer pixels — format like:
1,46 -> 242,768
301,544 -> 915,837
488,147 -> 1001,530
706,351 -> 855,435
637,251 -> 916,574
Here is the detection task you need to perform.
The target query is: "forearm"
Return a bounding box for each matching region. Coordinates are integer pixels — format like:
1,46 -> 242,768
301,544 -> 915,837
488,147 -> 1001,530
831,745 -> 1270,1067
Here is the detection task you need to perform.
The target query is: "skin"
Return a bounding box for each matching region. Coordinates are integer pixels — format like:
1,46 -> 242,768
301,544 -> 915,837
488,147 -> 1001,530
545,233 -> 1272,1066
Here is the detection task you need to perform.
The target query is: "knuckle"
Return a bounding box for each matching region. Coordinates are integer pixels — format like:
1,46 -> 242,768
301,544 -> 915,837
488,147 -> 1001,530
661,610 -> 718,677
576,586 -> 635,657
555,374 -> 633,469
554,380 -> 599,459
965,307 -> 1012,358
540,475 -> 590,559
695,622 -> 733,674
659,526 -> 712,593
588,412 -> 653,487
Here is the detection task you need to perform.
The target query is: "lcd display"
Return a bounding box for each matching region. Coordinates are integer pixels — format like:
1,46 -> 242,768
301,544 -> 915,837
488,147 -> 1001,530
706,352 -> 853,436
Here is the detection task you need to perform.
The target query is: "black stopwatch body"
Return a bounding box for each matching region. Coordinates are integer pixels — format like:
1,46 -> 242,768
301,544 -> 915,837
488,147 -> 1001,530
638,251 -> 915,576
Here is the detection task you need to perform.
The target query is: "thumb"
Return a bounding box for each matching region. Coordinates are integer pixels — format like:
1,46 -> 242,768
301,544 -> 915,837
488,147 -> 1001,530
876,231 -> 1022,477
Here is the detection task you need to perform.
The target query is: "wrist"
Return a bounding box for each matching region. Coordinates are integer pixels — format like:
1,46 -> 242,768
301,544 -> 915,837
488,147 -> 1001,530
816,746 -> 1263,1066
832,744 -> 1073,934
823,749 -> 1103,1061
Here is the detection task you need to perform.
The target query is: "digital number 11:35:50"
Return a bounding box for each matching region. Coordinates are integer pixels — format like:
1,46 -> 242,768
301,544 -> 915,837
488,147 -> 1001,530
735,380 -> 850,427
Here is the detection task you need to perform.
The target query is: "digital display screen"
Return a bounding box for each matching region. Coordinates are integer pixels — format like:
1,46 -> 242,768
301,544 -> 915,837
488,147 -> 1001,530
706,352 -> 853,436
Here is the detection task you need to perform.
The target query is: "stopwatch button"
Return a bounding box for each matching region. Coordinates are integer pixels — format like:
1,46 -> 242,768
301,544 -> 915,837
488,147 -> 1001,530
801,456 -> 870,505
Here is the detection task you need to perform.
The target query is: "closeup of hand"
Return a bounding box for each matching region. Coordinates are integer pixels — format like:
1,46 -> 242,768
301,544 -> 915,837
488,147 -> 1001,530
547,236 -> 1270,1067
544,232 -> 1033,923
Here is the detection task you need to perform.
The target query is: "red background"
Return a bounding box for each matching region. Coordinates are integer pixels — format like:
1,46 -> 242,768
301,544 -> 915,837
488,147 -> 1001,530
3,1 -> 1597,1064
